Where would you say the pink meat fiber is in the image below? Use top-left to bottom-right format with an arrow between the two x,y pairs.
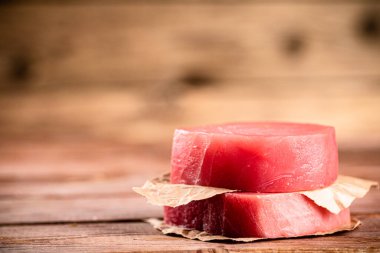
170,122 -> 338,193
164,192 -> 351,238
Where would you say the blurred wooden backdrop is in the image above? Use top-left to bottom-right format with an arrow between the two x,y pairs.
0,0 -> 380,152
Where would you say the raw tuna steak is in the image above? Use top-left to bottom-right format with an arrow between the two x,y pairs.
164,192 -> 351,238
170,122 -> 338,192
164,195 -> 224,233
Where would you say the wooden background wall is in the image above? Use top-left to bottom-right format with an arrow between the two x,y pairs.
0,0 -> 380,153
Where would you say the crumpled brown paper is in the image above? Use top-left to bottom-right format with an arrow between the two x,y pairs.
146,218 -> 361,242
132,173 -> 236,207
133,174 -> 378,214
133,173 -> 377,242
302,175 -> 378,214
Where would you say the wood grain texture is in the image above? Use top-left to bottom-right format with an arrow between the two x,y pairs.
1,215 -> 380,253
0,197 -> 162,225
1,80 -> 380,148
0,2 -> 379,89
0,140 -> 379,251
0,1 -> 379,251
0,140 -> 378,225
0,140 -> 167,224
0,2 -> 379,148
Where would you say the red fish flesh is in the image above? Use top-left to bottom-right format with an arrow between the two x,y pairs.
170,122 -> 338,192
164,192 -> 351,238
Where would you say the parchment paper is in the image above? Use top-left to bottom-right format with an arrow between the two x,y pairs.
133,173 -> 236,207
146,218 -> 361,242
133,173 -> 376,241
302,175 -> 378,214
133,174 -> 378,214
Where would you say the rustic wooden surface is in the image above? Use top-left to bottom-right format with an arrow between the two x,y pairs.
1,0 -> 380,252
1,2 -> 380,87
0,140 -> 379,252
1,80 -> 380,152
1,1 -> 380,148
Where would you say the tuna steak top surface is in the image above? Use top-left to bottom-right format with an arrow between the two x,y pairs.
170,122 -> 338,192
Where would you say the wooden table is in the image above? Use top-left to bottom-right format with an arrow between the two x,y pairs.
0,140 -> 379,252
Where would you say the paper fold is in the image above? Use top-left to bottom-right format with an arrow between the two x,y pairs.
133,173 -> 378,214
302,175 -> 378,214
146,218 -> 361,242
132,173 -> 236,207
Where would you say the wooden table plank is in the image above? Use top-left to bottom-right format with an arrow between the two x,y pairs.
0,141 -> 169,183
1,214 -> 379,253
0,142 -> 167,224
0,196 -> 162,225
2,86 -> 380,148
0,140 -> 379,224
0,141 -> 379,252
0,165 -> 377,193
0,165 -> 378,224
1,2 -> 380,88
0,189 -> 377,225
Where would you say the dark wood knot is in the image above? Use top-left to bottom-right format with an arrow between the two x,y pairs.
180,71 -> 215,88
8,53 -> 33,89
283,33 -> 305,56
357,9 -> 380,41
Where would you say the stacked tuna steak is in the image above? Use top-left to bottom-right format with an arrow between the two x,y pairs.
164,122 -> 351,238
